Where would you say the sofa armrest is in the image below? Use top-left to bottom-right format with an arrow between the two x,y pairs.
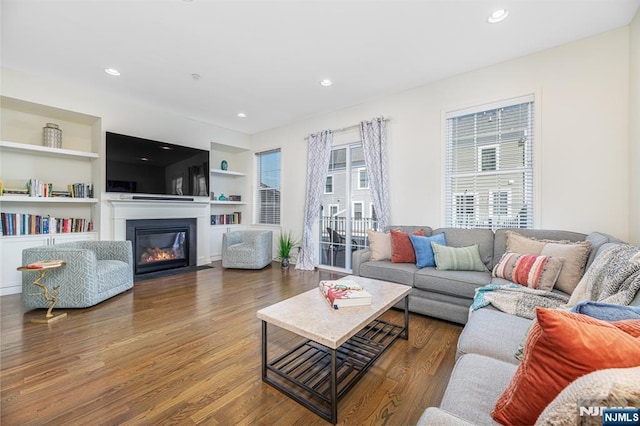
351,249 -> 371,276
417,407 -> 476,426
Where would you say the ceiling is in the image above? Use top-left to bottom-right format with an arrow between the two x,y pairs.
2,0 -> 639,135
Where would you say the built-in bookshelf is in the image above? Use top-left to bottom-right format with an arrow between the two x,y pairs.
209,144 -> 250,260
0,96 -> 101,295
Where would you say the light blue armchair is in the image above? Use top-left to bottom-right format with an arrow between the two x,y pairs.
22,240 -> 133,309
222,230 -> 273,269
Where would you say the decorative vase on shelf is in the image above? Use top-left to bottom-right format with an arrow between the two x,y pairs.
218,194 -> 227,201
221,160 -> 228,171
43,123 -> 62,148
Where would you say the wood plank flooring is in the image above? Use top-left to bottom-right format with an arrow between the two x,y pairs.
1,262 -> 462,425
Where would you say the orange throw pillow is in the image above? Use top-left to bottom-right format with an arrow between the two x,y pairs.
390,228 -> 425,263
492,308 -> 640,426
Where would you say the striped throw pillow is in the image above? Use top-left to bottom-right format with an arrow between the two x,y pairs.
493,252 -> 565,291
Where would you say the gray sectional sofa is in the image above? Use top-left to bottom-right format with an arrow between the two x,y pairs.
352,226 -> 620,324
417,241 -> 640,425
352,226 -> 640,425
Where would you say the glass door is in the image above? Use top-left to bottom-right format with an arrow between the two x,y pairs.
319,144 -> 376,270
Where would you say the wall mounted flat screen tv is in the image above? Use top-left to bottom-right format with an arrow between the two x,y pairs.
106,132 -> 209,197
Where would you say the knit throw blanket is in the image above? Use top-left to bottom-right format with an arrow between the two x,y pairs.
471,244 -> 640,320
471,284 -> 570,319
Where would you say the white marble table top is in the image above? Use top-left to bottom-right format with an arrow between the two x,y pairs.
257,275 -> 411,349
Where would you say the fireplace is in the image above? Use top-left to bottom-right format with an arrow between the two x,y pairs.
126,218 -> 197,276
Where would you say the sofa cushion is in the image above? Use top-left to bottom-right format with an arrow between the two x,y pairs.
492,308 -> 640,426
414,268 -> 491,298
440,354 -> 517,426
359,261 -> 416,286
432,243 -> 489,272
492,252 -> 564,291
493,228 -> 588,268
367,230 -> 392,261
409,232 -> 446,269
433,228 -> 495,268
535,367 -> 640,426
540,241 -> 591,294
390,228 -> 425,263
571,301 -> 640,321
503,231 -> 591,294
456,308 -> 533,364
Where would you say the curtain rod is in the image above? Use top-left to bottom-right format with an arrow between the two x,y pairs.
305,117 -> 390,140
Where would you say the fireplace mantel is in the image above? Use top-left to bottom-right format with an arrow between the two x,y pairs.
108,197 -> 210,266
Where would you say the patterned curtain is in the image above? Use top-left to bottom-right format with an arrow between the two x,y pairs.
296,130 -> 333,270
360,117 -> 390,230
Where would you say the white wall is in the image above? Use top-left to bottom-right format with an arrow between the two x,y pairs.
1,67 -> 251,239
251,27 -> 632,241
630,9 -> 640,246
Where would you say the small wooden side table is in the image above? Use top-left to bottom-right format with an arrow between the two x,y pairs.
17,260 -> 67,324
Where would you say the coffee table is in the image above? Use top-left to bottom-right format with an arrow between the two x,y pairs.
257,275 -> 411,424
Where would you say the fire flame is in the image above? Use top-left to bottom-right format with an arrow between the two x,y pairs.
140,247 -> 179,263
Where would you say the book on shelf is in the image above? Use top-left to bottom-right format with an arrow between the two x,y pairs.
26,179 -> 53,197
0,212 -> 93,236
210,212 -> 242,225
2,188 -> 29,196
67,183 -> 93,198
318,280 -> 372,310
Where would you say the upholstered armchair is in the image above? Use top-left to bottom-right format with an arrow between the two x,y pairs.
22,240 -> 134,309
222,230 -> 273,269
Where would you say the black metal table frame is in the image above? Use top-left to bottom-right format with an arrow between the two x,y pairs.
261,295 -> 409,424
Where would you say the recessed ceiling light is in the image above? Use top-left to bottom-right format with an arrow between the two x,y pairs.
487,9 -> 509,24
237,112 -> 247,118
161,146 -> 172,150
104,68 -> 121,76
320,79 -> 333,87
140,157 -> 149,161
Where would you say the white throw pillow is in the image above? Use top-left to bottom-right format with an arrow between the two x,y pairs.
367,230 -> 392,261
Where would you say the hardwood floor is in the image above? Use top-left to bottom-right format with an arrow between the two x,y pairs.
1,262 -> 462,425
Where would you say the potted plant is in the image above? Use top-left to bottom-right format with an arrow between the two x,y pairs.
277,231 -> 298,270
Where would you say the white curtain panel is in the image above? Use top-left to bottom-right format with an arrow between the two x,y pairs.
360,117 -> 390,231
296,130 -> 333,270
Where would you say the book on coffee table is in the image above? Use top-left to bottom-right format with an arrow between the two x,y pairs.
319,280 -> 372,310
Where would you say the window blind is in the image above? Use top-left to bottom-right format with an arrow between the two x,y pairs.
255,149 -> 281,225
445,96 -> 534,230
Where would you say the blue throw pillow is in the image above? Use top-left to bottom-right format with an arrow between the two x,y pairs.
409,233 -> 446,269
571,301 -> 640,321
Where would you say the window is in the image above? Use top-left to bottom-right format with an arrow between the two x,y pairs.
445,95 -> 534,229
353,202 -> 363,220
357,168 -> 369,189
453,192 -> 478,227
255,149 -> 281,225
489,190 -> 510,216
325,175 -> 334,194
478,145 -> 499,171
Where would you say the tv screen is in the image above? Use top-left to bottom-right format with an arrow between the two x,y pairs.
106,132 -> 209,197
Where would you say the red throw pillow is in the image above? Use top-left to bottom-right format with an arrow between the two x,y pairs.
390,229 -> 425,263
492,308 -> 640,425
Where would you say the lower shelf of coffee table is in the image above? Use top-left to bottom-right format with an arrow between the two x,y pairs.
264,318 -> 405,420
